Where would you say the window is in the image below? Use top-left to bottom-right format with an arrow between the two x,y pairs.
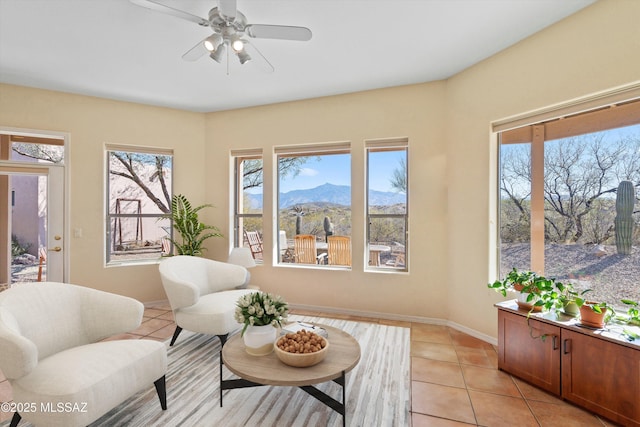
106,146 -> 173,264
498,99 -> 640,307
2,134 -> 65,164
276,144 -> 351,266
366,141 -> 408,270
233,153 -> 263,262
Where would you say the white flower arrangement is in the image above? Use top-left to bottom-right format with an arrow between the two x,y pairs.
235,291 -> 289,336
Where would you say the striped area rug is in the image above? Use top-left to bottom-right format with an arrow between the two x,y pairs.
90,316 -> 410,427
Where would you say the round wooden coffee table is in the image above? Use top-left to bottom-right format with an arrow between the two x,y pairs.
220,324 -> 360,426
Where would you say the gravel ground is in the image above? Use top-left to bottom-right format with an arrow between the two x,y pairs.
501,243 -> 640,304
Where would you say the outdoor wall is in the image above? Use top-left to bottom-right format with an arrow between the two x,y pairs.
204,82 -> 450,321
445,0 -> 640,338
0,85 -> 205,301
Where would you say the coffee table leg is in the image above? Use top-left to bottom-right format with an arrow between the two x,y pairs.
220,361 -> 348,425
339,370 -> 346,427
299,370 -> 347,426
219,350 -> 224,407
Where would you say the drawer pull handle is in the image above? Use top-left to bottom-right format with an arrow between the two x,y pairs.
564,339 -> 571,354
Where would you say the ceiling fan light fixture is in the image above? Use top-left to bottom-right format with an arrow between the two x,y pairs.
131,0 -> 313,73
203,34 -> 222,52
231,38 -> 245,52
210,44 -> 226,63
237,49 -> 251,65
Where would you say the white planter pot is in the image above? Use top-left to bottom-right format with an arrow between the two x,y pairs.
243,324 -> 277,356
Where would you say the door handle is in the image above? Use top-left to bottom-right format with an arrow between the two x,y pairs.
552,335 -> 559,350
563,339 -> 571,354
48,246 -> 62,252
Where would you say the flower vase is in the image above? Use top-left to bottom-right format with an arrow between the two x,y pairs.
243,324 -> 277,356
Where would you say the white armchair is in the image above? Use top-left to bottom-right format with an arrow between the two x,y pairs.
0,282 -> 167,427
158,256 -> 255,346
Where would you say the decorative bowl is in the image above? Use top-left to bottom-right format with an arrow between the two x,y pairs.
274,335 -> 329,368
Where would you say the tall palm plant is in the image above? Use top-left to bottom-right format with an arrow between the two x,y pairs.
166,194 -> 222,256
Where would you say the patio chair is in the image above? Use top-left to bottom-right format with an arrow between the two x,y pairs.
386,243 -> 405,267
327,236 -> 352,266
244,230 -> 264,260
294,234 -> 325,264
37,247 -> 46,282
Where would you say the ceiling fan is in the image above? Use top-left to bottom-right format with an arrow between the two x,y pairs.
130,0 -> 312,73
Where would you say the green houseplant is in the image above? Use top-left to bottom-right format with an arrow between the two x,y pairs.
619,299 -> 640,341
488,268 -> 536,296
621,299 -> 640,326
554,282 -> 593,317
165,194 -> 222,256
575,300 -> 615,328
488,268 -> 548,311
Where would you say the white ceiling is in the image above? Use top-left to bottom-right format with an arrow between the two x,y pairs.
0,0 -> 595,113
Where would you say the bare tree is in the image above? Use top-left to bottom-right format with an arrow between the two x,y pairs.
12,143 -> 63,163
501,133 -> 640,244
390,158 -> 407,193
242,157 -> 314,191
109,152 -> 172,213
543,134 -> 639,242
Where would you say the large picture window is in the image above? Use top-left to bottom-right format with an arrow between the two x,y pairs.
499,100 -> 640,306
366,141 -> 408,270
106,146 -> 173,264
276,144 -> 351,267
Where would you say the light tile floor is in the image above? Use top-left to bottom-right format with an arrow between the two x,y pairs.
0,303 -> 618,426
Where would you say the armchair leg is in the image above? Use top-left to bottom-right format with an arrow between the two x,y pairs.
10,412 -> 21,427
169,326 -> 183,346
217,333 -> 229,347
154,375 -> 167,410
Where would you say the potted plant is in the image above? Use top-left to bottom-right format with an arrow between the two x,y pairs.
555,283 -> 592,317
621,299 -> 640,326
165,194 -> 222,256
488,268 -> 544,312
234,291 -> 289,355
576,300 -> 614,328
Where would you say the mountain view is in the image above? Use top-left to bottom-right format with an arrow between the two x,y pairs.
247,183 -> 405,209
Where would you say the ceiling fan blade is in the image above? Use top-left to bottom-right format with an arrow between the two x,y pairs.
130,0 -> 209,26
218,0 -> 237,21
182,38 -> 209,61
246,24 -> 312,41
241,40 -> 274,73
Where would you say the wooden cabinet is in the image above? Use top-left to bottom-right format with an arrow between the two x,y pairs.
498,310 -> 561,395
561,329 -> 640,426
496,302 -> 640,427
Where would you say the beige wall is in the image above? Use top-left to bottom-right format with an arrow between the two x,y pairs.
445,0 -> 640,337
1,0 -> 638,339
0,85 -> 205,301
204,82 -> 449,321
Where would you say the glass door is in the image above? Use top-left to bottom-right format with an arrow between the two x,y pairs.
0,165 -> 65,285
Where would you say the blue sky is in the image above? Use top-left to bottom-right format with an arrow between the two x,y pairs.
278,151 -> 406,193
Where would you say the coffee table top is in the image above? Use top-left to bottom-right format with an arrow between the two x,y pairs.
222,324 -> 361,387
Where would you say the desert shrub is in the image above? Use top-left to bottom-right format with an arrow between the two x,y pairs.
11,235 -> 31,258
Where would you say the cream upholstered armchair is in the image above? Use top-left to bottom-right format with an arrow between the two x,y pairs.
0,282 -> 167,427
158,256 -> 255,346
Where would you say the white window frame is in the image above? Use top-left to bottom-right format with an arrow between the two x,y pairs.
366,139 -> 409,272
275,142 -> 352,268
105,144 -> 173,266
232,150 -> 264,263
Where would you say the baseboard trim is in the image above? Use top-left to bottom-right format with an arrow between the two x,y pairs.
290,303 -> 498,346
